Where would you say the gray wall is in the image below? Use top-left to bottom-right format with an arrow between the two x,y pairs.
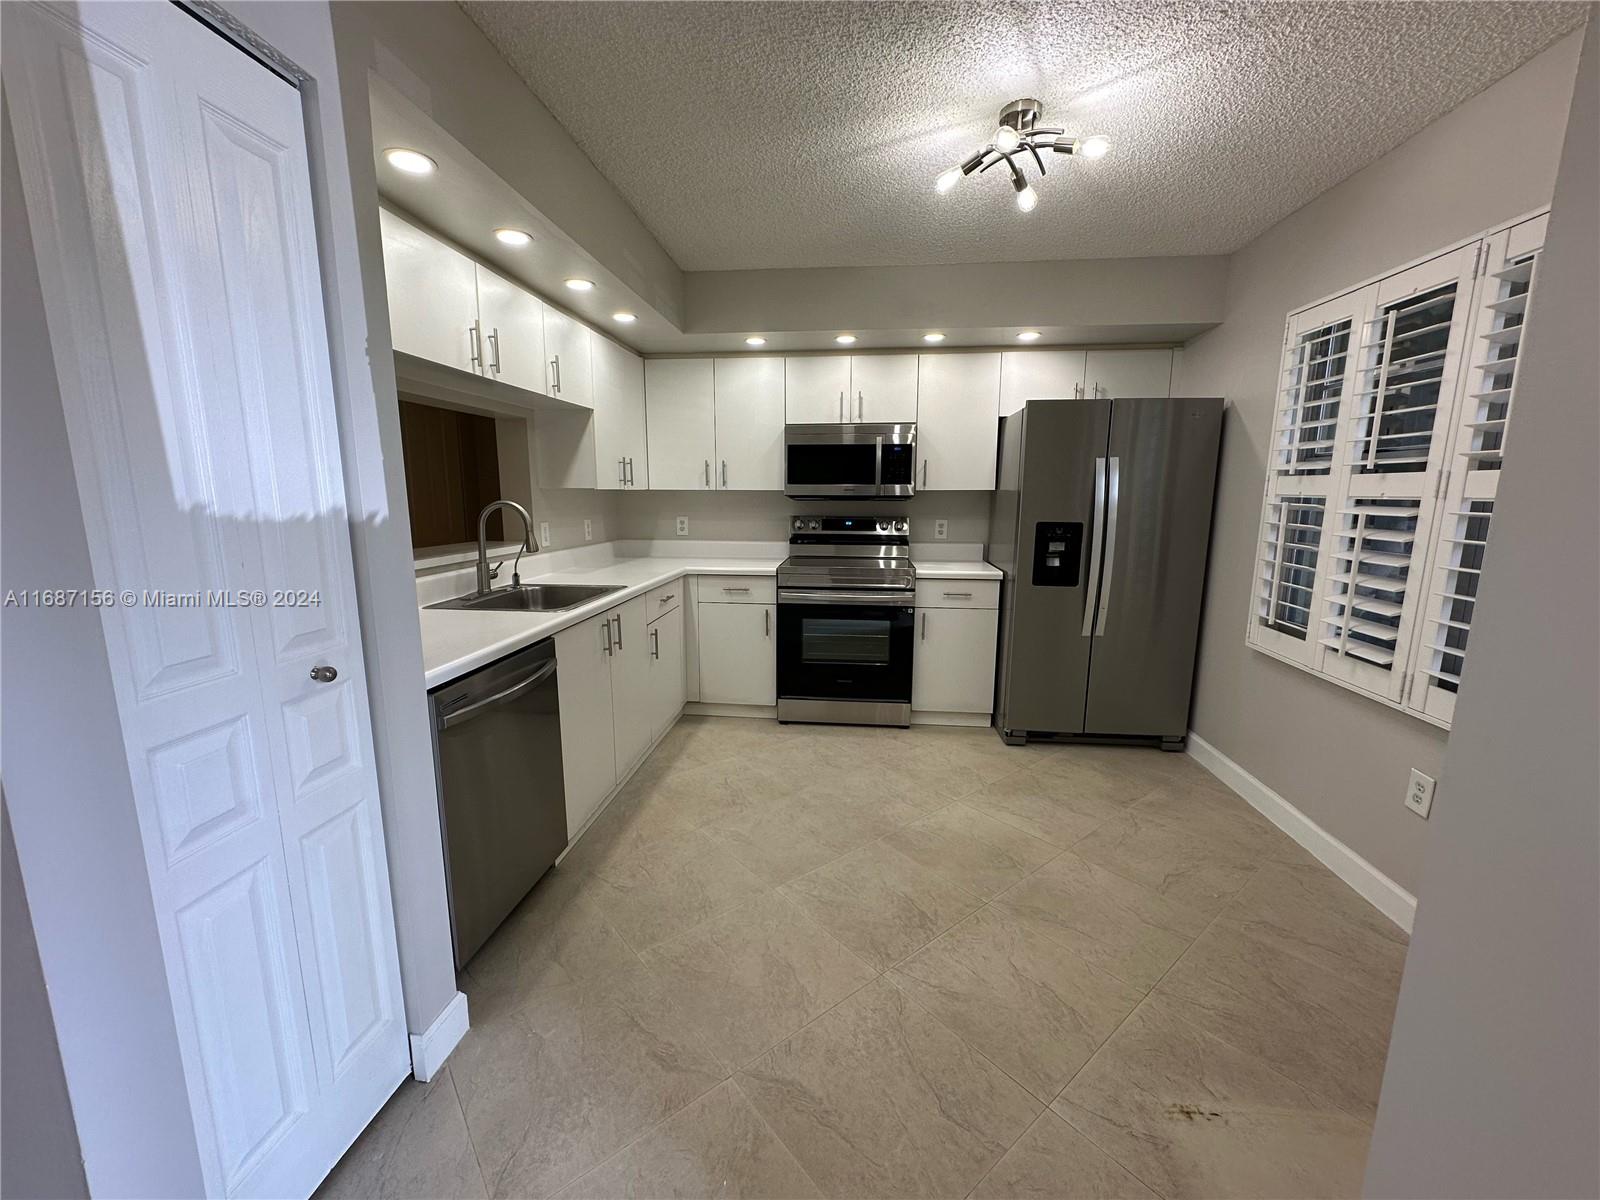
1173,30 -> 1584,892
1364,12 -> 1599,1196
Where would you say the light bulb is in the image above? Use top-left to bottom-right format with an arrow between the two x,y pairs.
384,148 -> 436,176
564,278 -> 594,292
494,228 -> 532,246
745,336 -> 767,346
994,125 -> 1021,152
1016,330 -> 1042,342
1079,135 -> 1112,160
612,311 -> 636,323
1016,184 -> 1038,213
834,334 -> 857,345
935,167 -> 963,194
922,332 -> 946,343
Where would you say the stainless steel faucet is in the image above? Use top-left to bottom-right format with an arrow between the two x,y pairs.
476,500 -> 537,594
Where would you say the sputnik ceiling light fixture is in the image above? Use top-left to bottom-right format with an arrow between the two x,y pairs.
935,99 -> 1110,212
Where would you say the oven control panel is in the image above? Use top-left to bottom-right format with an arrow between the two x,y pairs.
790,515 -> 910,537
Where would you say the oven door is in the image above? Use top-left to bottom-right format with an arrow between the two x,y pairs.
777,589 -> 915,703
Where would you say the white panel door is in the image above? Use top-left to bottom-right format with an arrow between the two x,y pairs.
648,608 -> 687,737
714,357 -> 785,489
912,608 -> 1000,713
1084,349 -> 1173,398
916,353 -> 1001,490
475,267 -> 546,394
555,614 -> 618,834
697,603 -> 777,705
592,337 -> 647,489
850,355 -> 919,423
645,358 -> 717,489
543,306 -> 595,408
999,350 -> 1087,415
5,5 -> 409,1197
608,599 -> 653,775
784,355 -> 851,423
378,209 -> 479,374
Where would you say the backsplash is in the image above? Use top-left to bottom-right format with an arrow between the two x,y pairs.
613,489 -> 993,544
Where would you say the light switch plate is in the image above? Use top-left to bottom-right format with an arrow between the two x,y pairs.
933,519 -> 949,540
675,516 -> 689,536
1405,768 -> 1435,819
539,521 -> 551,547
583,519 -> 592,542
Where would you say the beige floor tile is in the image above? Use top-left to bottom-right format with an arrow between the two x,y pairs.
450,964 -> 727,1198
1131,782 -> 1290,859
640,892 -> 877,1072
554,1081 -> 820,1199
882,801 -> 1060,899
738,978 -> 1042,1199
316,1070 -> 486,1200
964,772 -> 1124,848
1055,998 -> 1372,1200
703,782 -> 922,886
464,884 -> 640,1011
888,905 -> 1144,1102
1072,809 -> 1261,917
995,851 -> 1209,991
586,838 -> 770,952
1153,923 -> 1397,1118
780,841 -> 982,971
969,1110 -> 1156,1200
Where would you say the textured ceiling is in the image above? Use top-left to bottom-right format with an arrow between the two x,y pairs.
459,2 -> 1585,271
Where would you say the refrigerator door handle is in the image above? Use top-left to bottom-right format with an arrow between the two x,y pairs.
1095,456 -> 1121,637
1082,456 -> 1107,636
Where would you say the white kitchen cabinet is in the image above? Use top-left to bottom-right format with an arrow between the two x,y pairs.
850,354 -> 919,423
647,605 -> 686,738
912,607 -> 999,714
645,358 -> 717,489
380,208 -> 479,373
697,601 -> 777,706
714,357 -> 785,489
543,306 -> 595,408
555,613 -> 618,835
609,598 -> 653,775
999,350 -> 1087,415
1083,348 -> 1173,399
916,352 -> 1001,491
784,355 -> 852,423
593,336 -> 647,489
475,267 -> 547,394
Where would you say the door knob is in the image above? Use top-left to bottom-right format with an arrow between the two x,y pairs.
309,665 -> 338,683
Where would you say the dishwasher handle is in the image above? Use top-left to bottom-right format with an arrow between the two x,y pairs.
440,659 -> 557,730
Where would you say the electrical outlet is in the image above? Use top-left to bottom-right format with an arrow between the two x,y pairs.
933,519 -> 949,541
675,516 -> 689,536
1405,768 -> 1435,819
583,519 -> 592,542
539,521 -> 551,547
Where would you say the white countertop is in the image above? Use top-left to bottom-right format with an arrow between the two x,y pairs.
419,552 -> 1000,688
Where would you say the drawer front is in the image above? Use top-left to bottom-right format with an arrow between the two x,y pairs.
695,574 -> 777,605
645,580 -> 684,621
914,578 -> 999,610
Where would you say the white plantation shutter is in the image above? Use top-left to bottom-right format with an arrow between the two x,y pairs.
1254,496 -> 1326,648
1318,498 -> 1428,699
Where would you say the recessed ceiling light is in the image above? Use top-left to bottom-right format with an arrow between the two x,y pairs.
922,332 -> 946,343
384,147 -> 437,176
834,334 -> 857,345
494,228 -> 532,247
612,311 -> 636,323
745,336 -> 768,346
1016,330 -> 1042,342
564,278 -> 594,292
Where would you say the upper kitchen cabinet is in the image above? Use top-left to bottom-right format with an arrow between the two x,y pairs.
645,358 -> 717,489
474,267 -> 546,394
714,357 -> 785,489
850,355 -> 919,423
592,336 -> 647,489
1083,348 -> 1173,399
784,355 -> 852,423
999,350 -> 1087,415
543,307 -> 595,408
916,353 -> 1001,490
380,208 -> 479,373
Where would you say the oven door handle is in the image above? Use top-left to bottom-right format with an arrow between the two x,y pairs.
778,588 -> 913,608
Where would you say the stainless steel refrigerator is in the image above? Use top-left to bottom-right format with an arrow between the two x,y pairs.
988,396 -> 1224,748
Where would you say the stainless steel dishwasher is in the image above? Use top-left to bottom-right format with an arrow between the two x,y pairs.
429,639 -> 566,969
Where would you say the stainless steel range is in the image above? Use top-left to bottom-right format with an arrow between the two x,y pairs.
776,515 -> 915,727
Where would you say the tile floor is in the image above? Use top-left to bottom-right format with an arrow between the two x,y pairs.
319,717 -> 1407,1200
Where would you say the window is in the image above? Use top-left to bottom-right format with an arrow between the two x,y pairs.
1246,212 -> 1548,729
398,397 -> 509,550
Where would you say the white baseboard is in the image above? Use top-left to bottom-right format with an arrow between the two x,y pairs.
1187,731 -> 1416,933
409,990 -> 469,1082
683,702 -> 778,719
911,710 -> 991,727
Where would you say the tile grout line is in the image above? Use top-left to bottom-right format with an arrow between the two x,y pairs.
444,1066 -> 493,1200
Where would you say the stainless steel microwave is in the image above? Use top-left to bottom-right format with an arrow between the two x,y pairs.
783,423 -> 916,500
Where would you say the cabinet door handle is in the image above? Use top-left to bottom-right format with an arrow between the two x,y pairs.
704,459 -> 711,488
942,591 -> 972,599
626,458 -> 635,487
488,327 -> 502,375
921,460 -> 928,488
602,616 -> 613,656
619,458 -> 627,486
660,593 -> 675,603
650,627 -> 660,660
722,586 -> 750,593
721,460 -> 728,488
920,612 -> 927,641
469,320 -> 483,371
550,354 -> 562,393
838,390 -> 845,422
764,608 -> 771,637
857,390 -> 864,421
613,612 -> 623,649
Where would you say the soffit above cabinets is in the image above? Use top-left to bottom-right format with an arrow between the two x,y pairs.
459,1 -> 1585,270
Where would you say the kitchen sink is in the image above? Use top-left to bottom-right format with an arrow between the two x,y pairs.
428,583 -> 625,613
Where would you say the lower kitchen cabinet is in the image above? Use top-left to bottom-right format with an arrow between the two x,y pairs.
697,600 -> 776,706
912,606 -> 999,714
609,597 -> 653,775
555,612 -> 618,834
648,605 -> 685,735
